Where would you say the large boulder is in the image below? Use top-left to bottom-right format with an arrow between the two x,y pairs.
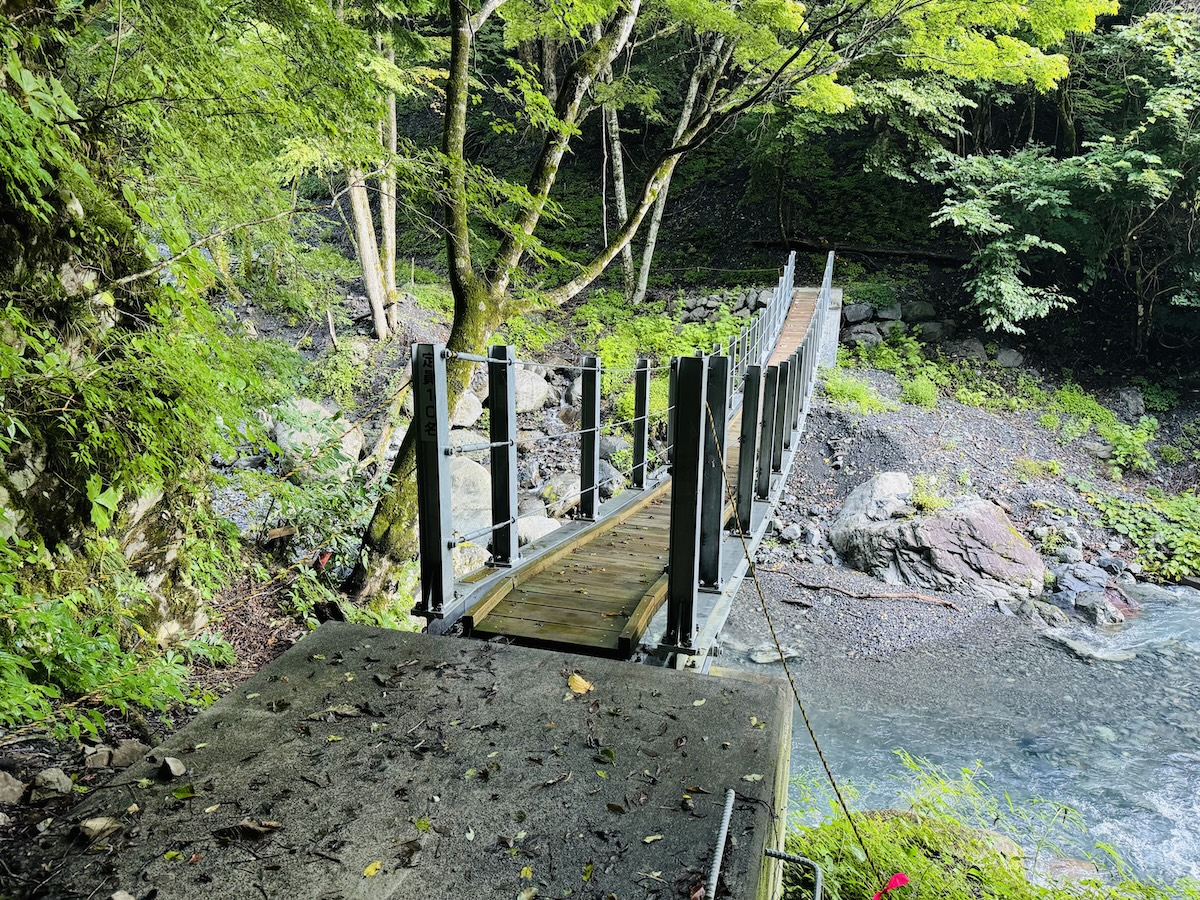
452,391 -> 484,428
449,457 -> 492,540
516,366 -> 556,412
830,472 -> 1045,604
540,473 -> 582,518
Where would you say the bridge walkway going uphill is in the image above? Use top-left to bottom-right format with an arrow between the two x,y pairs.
411,252 -> 840,664
464,289 -> 821,656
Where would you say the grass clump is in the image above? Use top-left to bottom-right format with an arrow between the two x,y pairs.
1014,457 -> 1063,482
1039,413 -> 1062,432
911,474 -> 951,512
786,755 -> 1200,900
900,374 -> 939,408
823,369 -> 897,415
1159,445 -> 1185,465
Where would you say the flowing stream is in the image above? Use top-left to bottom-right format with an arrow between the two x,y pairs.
734,586 -> 1200,879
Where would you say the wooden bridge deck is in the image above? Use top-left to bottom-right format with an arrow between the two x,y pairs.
464,289 -> 820,657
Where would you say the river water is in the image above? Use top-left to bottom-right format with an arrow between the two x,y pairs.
744,586 -> 1200,879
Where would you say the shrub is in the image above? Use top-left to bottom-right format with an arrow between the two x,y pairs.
1014,457 -> 1063,482
1159,444 -> 1185,465
900,374 -> 938,408
911,474 -> 951,512
1097,417 -> 1158,478
1039,413 -> 1062,432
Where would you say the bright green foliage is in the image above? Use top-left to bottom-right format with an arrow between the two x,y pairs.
787,755 -> 1200,900
0,535 -> 187,737
1081,484 -> 1200,580
1159,445 -> 1185,466
1131,377 -> 1179,413
495,314 -> 565,355
934,11 -> 1200,348
1040,413 -> 1063,432
1098,417 -> 1159,478
900,374 -> 938,408
822,370 -> 897,415
1014,457 -> 1063,482
910,474 -> 951,512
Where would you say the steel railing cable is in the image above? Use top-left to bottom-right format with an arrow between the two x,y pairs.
699,334 -> 885,893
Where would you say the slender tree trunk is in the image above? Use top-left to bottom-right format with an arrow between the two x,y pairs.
541,37 -> 559,108
347,167 -> 390,341
382,41 -> 399,332
631,35 -> 723,305
596,32 -> 635,300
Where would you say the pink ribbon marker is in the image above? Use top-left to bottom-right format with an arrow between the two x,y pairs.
872,872 -> 910,900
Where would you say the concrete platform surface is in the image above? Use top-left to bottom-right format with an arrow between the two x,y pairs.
35,625 -> 792,899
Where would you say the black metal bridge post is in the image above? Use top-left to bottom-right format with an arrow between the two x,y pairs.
772,358 -> 790,472
736,364 -> 762,532
796,334 -> 811,426
699,354 -> 728,587
782,350 -> 798,450
666,358 -> 678,467
413,343 -> 454,616
488,345 -> 518,567
580,354 -> 601,520
632,357 -> 650,489
756,365 -> 778,500
666,355 -> 706,650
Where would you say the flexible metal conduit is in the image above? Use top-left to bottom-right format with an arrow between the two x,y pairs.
706,789 -> 737,898
765,848 -> 824,900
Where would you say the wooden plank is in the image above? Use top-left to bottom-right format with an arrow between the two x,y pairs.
618,572 -> 670,657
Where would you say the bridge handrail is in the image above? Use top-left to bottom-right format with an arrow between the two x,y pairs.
411,250 -> 835,640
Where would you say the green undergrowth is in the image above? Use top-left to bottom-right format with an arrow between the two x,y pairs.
1075,481 -> 1200,580
561,289 -> 748,424
822,368 -> 897,414
786,755 -> 1200,900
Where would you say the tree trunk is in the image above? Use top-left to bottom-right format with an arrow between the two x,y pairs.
598,37 -> 635,300
347,167 -> 390,341
381,40 -> 399,332
631,35 -> 723,305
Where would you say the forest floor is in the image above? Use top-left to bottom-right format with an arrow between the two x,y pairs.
4,289 -> 1200,894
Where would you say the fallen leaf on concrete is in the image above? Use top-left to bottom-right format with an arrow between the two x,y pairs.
171,785 -> 197,800
567,673 -> 593,695
692,699 -> 706,707
643,834 -> 663,844
77,817 -> 122,842
516,888 -> 537,900
606,803 -> 626,814
214,818 -> 282,842
742,773 -> 763,783
363,860 -> 382,877
543,772 -> 572,788
307,704 -> 363,721
397,838 -> 423,868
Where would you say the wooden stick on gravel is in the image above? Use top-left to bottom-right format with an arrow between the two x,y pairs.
759,567 -> 961,611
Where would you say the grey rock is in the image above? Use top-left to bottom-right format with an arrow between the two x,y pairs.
996,600 -> 1016,617
1119,580 -> 1178,606
448,429 -> 490,463
994,348 -> 1024,368
160,757 -> 187,779
599,434 -> 630,461
1080,438 -> 1115,461
842,303 -> 873,324
515,367 -> 555,413
844,324 -> 883,348
875,303 -> 903,321
518,515 -> 562,545
597,459 -> 626,499
541,473 -> 582,518
940,338 -> 987,363
109,739 -> 150,768
518,495 -> 547,517
32,767 -> 73,801
565,376 -> 584,406
1034,601 -> 1070,628
879,321 -> 908,337
915,321 -> 948,342
450,456 -> 493,539
451,391 -> 484,429
902,301 -> 937,322
1061,527 -> 1084,549
1075,591 -> 1125,625
779,524 -> 804,543
0,812 -> 10,827
1056,546 -> 1084,564
830,472 -> 1044,604
1096,556 -> 1125,575
85,748 -> 113,769
0,771 -> 26,803
452,543 -> 490,577
1118,387 -> 1145,418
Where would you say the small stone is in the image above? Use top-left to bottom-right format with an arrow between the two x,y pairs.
1095,556 -> 1125,575
875,303 -> 903,321
996,600 -> 1016,617
159,757 -> 187,779
31,767 -> 72,801
111,892 -> 137,900
1056,546 -> 1084,564
0,771 -> 26,804
0,812 -> 11,827
994,348 -> 1024,368
842,303 -> 873,324
1107,540 -> 1123,552
109,739 -> 150,768
808,506 -> 823,518
85,748 -> 113,769
779,524 -> 803,543
902,300 -> 937,322
1126,561 -> 1142,575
